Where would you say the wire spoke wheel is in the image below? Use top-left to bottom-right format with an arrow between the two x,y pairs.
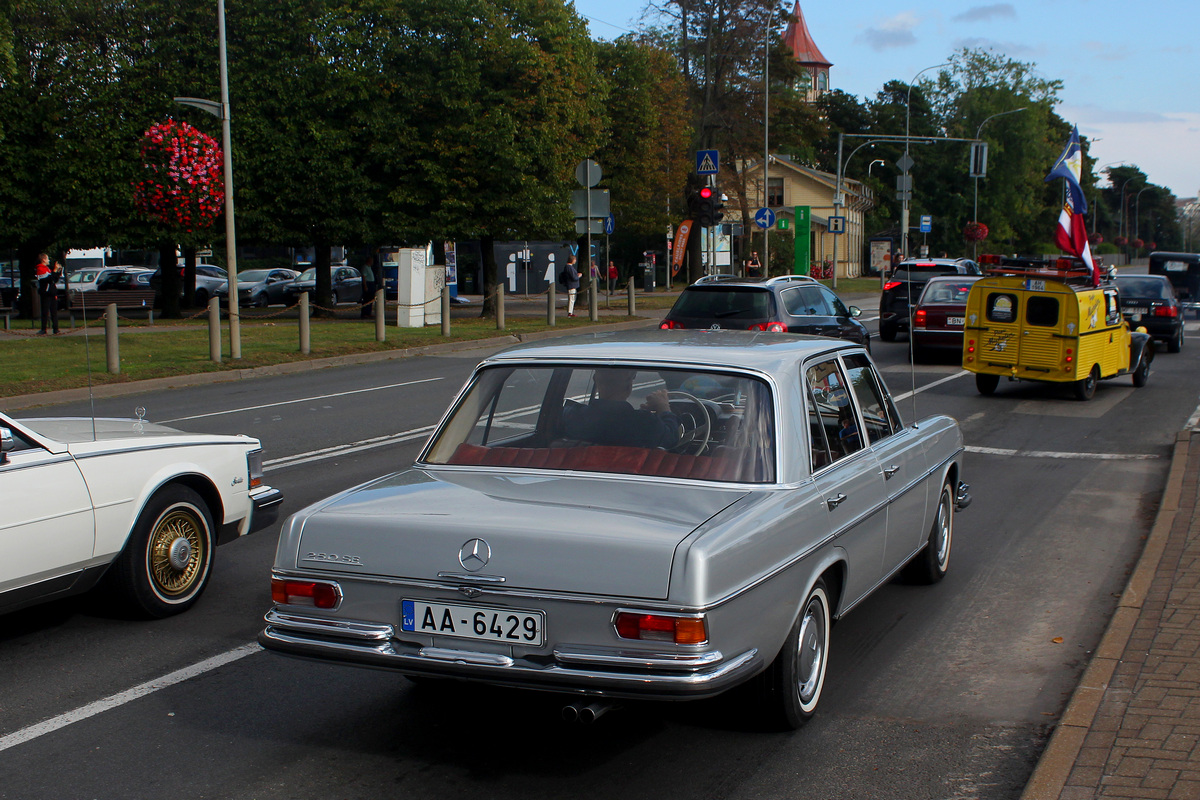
148,507 -> 207,597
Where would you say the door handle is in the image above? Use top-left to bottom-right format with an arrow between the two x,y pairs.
883,465 -> 900,479
826,493 -> 847,510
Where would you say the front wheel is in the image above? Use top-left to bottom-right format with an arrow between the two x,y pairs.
904,481 -> 954,583
104,485 -> 215,618
330,290 -> 339,306
194,288 -> 209,306
1074,365 -> 1099,400
760,579 -> 832,730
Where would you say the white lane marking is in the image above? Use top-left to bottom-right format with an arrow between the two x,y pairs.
965,445 -> 1159,461
891,369 -> 969,401
161,377 -> 444,423
0,644 -> 259,753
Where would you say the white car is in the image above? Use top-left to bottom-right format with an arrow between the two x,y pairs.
0,411 -> 282,618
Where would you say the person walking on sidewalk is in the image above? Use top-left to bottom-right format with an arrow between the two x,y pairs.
35,253 -> 62,335
562,255 -> 580,317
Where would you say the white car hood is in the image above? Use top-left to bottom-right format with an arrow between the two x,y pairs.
282,468 -> 750,600
18,417 -> 185,443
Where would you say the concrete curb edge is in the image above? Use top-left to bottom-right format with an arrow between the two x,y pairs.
1019,430 -> 1192,799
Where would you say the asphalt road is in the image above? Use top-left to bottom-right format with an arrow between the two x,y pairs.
1,314 -> 1196,799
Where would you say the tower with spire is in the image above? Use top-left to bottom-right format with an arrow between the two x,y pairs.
781,1 -> 832,102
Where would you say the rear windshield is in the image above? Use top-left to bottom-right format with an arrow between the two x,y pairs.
671,287 -> 775,321
920,280 -> 975,304
895,265 -> 958,281
1117,278 -> 1171,299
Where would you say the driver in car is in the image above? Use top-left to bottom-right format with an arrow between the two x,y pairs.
563,369 -> 682,449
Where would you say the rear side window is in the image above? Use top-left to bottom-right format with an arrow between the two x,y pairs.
782,286 -> 833,316
1026,296 -> 1059,327
985,292 -> 1018,323
672,287 -> 774,321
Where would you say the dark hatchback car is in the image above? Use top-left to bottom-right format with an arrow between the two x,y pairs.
660,275 -> 870,349
879,258 -> 981,342
1114,274 -> 1184,353
284,265 -> 364,306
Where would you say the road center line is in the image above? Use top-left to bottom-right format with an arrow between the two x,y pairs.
891,369 -> 969,401
0,644 -> 259,754
965,445 -> 1160,461
161,377 -> 444,423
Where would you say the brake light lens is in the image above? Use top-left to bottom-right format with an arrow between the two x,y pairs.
748,321 -> 787,332
660,319 -> 683,329
271,577 -> 341,609
247,448 -> 264,489
615,612 -> 707,644
914,309 -> 927,328
883,281 -> 901,291
1065,347 -> 1074,364
1154,306 -> 1179,318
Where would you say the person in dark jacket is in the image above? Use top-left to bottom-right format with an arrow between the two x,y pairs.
35,253 -> 62,335
563,368 -> 681,449
562,255 -> 581,317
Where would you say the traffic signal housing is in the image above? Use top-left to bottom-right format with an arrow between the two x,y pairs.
697,186 -> 716,227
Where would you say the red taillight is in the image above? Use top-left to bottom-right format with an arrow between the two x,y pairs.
1064,347 -> 1074,364
914,309 -> 927,328
614,612 -> 707,644
966,339 -> 976,353
748,321 -> 787,332
271,577 -> 341,609
660,319 -> 683,329
1154,306 -> 1179,318
883,281 -> 902,291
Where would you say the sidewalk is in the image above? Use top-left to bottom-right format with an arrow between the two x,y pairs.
1023,430 -> 1200,799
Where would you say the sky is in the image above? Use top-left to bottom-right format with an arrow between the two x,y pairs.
570,0 -> 1200,200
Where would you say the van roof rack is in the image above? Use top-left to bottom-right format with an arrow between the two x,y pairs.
977,254 -> 1097,286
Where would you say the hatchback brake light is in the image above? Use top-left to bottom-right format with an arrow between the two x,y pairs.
748,322 -> 787,332
659,319 -> 684,329
614,611 -> 707,645
271,577 -> 341,609
883,281 -> 902,291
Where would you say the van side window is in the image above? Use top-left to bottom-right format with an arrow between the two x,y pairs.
1104,290 -> 1121,325
985,292 -> 1018,323
1026,296 -> 1059,327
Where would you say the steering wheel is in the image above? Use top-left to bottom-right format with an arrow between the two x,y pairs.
666,391 -> 712,455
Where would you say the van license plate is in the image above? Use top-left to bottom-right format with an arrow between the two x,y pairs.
402,600 -> 544,646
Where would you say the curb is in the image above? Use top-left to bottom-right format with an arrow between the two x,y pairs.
1019,429 -> 1192,799
0,316 -> 660,412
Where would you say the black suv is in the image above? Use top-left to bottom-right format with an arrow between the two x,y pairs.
1114,274 -> 1184,353
660,275 -> 870,349
879,257 -> 980,342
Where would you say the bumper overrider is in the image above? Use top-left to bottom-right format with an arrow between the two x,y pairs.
258,608 -> 760,700
249,484 -> 284,532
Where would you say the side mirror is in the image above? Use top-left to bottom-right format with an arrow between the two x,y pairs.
1,427 -> 12,465
848,306 -> 862,318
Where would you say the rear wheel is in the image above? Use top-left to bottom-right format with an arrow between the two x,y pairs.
1074,365 -> 1099,401
879,322 -> 898,343
195,288 -> 209,306
1132,346 -> 1152,387
975,373 -> 999,396
760,578 -> 831,730
1168,326 -> 1183,353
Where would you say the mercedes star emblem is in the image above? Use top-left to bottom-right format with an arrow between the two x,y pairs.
458,538 -> 491,571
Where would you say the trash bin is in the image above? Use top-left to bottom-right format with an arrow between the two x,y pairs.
641,264 -> 656,291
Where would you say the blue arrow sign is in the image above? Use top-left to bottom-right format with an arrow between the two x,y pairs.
754,207 -> 776,229
696,150 -> 719,175
605,213 -> 615,235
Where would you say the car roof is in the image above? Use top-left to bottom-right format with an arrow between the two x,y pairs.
1114,273 -> 1168,282
684,275 -> 823,290
483,330 -> 857,374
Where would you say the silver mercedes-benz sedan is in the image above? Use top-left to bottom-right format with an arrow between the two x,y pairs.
260,331 -> 969,729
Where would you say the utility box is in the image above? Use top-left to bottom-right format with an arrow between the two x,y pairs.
394,246 -> 434,327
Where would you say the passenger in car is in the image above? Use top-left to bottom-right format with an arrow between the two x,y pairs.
562,369 -> 682,449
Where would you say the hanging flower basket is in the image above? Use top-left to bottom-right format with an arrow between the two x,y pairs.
1090,233 -> 1104,245
1148,241 -> 1157,250
963,221 -> 989,242
133,119 -> 224,233
1133,238 -> 1144,249
1115,236 -> 1128,247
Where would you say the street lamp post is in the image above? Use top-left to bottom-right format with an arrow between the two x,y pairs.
1092,162 -> 1124,236
175,0 -> 240,359
868,159 -> 885,175
762,13 -> 770,274
1118,177 -> 1135,241
901,62 -> 950,260
971,107 -> 1027,257
1135,186 -> 1153,248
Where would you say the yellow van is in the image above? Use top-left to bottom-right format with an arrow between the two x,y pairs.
962,255 -> 1154,400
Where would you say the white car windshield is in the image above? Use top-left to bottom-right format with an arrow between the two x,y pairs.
424,365 -> 776,482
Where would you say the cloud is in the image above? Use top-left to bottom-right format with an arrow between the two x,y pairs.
951,4 -> 1016,23
953,37 -> 1042,59
856,12 -> 920,52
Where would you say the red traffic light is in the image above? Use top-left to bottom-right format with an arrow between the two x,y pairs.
699,187 -> 713,199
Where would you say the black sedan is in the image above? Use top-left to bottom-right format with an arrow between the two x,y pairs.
659,275 -> 870,349
1114,274 -> 1184,353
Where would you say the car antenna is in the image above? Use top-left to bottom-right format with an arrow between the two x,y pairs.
78,290 -> 99,441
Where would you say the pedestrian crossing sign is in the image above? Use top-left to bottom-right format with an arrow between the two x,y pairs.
696,150 -> 719,175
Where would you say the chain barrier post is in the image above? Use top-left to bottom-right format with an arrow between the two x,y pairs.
374,289 -> 385,342
496,284 -> 505,330
589,281 -> 598,321
547,281 -> 556,326
105,304 -> 119,374
627,281 -> 636,316
208,296 -> 222,362
299,292 -> 311,354
441,285 -> 451,337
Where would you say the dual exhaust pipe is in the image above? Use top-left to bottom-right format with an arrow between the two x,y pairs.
561,700 -> 615,724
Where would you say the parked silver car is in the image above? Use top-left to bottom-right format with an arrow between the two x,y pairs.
260,331 -> 970,728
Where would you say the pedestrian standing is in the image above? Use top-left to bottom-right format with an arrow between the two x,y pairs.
608,260 -> 618,294
747,251 -> 762,278
35,253 -> 62,335
360,254 -> 377,318
562,255 -> 580,317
